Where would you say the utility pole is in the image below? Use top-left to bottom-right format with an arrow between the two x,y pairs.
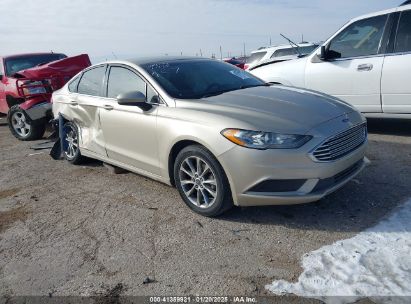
270,36 -> 272,46
200,49 -> 203,57
219,46 -> 222,60
243,43 -> 246,58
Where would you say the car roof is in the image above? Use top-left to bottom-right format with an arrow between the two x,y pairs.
350,4 -> 410,23
125,56 -> 210,66
1,52 -> 66,59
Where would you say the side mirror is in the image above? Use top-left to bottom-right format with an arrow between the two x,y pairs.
117,91 -> 152,111
320,46 -> 327,61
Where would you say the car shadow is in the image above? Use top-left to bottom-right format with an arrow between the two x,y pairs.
367,118 -> 411,136
219,121 -> 411,233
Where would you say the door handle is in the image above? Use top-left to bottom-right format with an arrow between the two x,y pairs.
357,64 -> 373,72
103,105 -> 114,111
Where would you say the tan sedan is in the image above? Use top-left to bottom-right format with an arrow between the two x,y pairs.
52,57 -> 368,216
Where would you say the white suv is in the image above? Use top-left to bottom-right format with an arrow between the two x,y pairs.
251,2 -> 411,117
245,43 -> 318,70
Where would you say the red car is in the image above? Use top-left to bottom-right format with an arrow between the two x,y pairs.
0,53 -> 91,140
223,57 -> 246,70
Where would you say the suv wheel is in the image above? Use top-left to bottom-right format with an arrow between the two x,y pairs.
174,145 -> 233,217
8,105 -> 45,141
63,121 -> 83,165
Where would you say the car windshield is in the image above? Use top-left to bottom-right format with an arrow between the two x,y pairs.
141,59 -> 265,99
5,53 -> 67,76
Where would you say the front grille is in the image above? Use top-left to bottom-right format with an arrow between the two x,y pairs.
312,123 -> 367,162
311,160 -> 364,193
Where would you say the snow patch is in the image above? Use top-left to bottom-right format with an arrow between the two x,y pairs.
267,199 -> 411,304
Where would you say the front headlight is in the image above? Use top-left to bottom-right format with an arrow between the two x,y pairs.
221,129 -> 312,149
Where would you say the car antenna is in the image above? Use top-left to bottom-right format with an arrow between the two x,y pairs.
280,33 -> 302,57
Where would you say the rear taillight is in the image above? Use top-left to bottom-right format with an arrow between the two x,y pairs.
244,64 -> 249,70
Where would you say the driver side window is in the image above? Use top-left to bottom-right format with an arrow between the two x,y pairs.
107,66 -> 146,99
328,15 -> 388,59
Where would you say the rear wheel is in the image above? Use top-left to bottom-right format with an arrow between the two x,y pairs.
174,145 -> 233,217
8,105 -> 45,141
63,121 -> 83,165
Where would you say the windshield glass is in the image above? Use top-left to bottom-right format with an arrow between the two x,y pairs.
141,60 -> 265,99
5,53 -> 67,76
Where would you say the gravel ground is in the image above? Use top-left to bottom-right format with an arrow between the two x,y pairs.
0,115 -> 410,299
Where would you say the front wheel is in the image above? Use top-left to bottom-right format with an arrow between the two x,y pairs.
174,145 -> 233,217
8,105 -> 46,141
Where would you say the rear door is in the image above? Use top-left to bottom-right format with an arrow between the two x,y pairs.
99,65 -> 160,175
305,14 -> 389,113
381,10 -> 411,113
72,65 -> 107,156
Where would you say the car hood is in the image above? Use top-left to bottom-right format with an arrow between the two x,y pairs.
13,54 -> 91,80
176,86 -> 357,134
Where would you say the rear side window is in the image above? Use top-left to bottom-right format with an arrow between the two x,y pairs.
328,15 -> 388,58
107,66 -> 146,99
0,60 -> 4,76
77,66 -> 106,96
246,52 -> 267,64
68,76 -> 80,93
395,10 -> 411,53
271,48 -> 297,58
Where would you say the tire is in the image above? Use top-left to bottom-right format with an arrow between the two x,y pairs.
7,105 -> 46,141
63,121 -> 83,165
174,145 -> 233,217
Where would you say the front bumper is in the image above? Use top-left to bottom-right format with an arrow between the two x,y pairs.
217,112 -> 368,207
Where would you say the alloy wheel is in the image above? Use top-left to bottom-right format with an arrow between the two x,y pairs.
11,112 -> 31,138
179,156 -> 218,209
65,126 -> 78,160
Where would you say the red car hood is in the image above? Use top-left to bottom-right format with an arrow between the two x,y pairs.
14,54 -> 91,80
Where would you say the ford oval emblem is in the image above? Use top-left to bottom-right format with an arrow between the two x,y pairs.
342,114 -> 350,123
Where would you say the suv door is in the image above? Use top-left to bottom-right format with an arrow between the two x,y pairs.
381,10 -> 411,113
99,65 -> 160,175
72,65 -> 107,156
305,14 -> 389,113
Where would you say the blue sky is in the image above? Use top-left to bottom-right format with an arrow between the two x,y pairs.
0,0 -> 403,62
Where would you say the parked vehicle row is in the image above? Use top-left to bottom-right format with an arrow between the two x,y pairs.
52,57 -> 368,216
9,3 -> 411,216
0,53 -> 91,140
251,2 -> 411,118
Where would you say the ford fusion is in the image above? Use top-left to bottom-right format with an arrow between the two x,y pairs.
52,57 -> 368,216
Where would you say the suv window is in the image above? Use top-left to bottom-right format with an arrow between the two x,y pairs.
395,10 -> 411,53
246,52 -> 266,64
107,66 -> 146,99
0,60 -> 4,77
328,15 -> 388,58
78,66 -> 106,96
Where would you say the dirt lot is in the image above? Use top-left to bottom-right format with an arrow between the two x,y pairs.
0,115 -> 410,298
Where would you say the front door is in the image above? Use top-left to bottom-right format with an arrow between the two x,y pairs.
381,9 -> 411,114
306,14 -> 389,113
99,65 -> 160,176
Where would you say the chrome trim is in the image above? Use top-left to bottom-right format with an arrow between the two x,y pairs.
310,123 -> 367,162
